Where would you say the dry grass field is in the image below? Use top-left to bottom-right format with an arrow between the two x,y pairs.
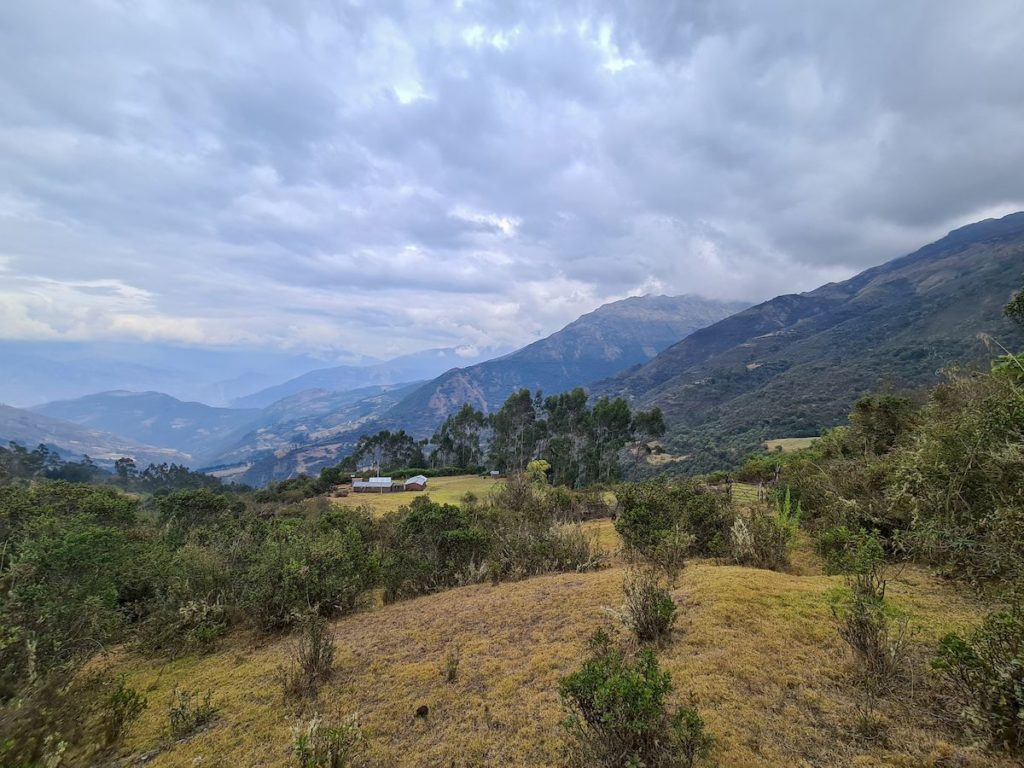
331,474 -> 502,515
104,527 -> 1010,768
765,437 -> 818,453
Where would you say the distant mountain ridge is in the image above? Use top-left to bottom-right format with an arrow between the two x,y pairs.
378,294 -> 748,435
33,391 -> 261,465
0,404 -> 188,466
231,346 -> 507,409
600,211 -> 1024,471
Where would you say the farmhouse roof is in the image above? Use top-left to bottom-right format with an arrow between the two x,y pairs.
405,475 -> 428,485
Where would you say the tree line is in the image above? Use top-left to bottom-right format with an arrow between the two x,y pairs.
337,389 -> 665,488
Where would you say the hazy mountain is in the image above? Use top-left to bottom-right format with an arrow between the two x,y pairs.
231,346 -> 507,409
600,212 -> 1024,471
380,294 -> 748,434
0,404 -> 188,466
204,382 -> 423,483
34,391 -> 261,464
0,341 -> 336,408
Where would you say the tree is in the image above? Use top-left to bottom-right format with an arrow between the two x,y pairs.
430,404 -> 487,468
632,408 -> 667,463
114,457 -> 137,481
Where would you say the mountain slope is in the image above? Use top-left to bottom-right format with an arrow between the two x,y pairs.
231,347 -> 505,409
0,404 -> 188,466
381,295 -> 747,434
204,382 -> 423,481
33,391 -> 261,464
603,212 -> 1024,470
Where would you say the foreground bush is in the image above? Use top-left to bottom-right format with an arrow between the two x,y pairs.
934,607 -> 1024,755
728,492 -> 798,571
280,613 -> 336,701
560,630 -> 711,767
616,480 -> 732,559
293,713 -> 362,768
168,687 -> 218,739
621,569 -> 678,645
830,533 -> 910,708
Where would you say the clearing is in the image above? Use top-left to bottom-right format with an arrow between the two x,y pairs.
331,474 -> 502,514
765,436 -> 818,452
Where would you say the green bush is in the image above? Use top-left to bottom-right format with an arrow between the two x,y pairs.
279,613 -> 336,701
243,511 -> 378,629
728,497 -> 797,571
615,481 -> 732,559
830,534 -> 910,696
933,608 -> 1023,754
621,570 -> 677,645
380,497 -> 488,601
168,686 -> 218,739
293,713 -> 362,768
560,630 -> 711,767
100,675 -> 147,747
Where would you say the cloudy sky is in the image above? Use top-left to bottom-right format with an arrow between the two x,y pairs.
2,0 -> 1023,359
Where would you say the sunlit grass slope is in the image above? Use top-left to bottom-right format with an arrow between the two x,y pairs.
108,531 -> 1009,768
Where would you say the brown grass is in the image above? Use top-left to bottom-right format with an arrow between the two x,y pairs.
105,527 -> 1011,768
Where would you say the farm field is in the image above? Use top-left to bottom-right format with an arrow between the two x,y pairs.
331,474 -> 503,514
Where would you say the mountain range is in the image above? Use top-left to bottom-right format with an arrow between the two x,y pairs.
7,213 -> 1023,484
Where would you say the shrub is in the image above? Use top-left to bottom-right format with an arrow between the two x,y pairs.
440,644 -> 461,684
933,607 -> 1023,754
100,675 -> 147,747
243,511 -> 378,629
168,687 -> 218,739
621,569 -> 677,645
831,535 -> 910,697
616,480 -> 731,559
293,714 -> 362,768
280,613 -> 336,701
728,506 -> 795,571
380,497 -> 489,601
560,630 -> 711,768
647,527 -> 692,587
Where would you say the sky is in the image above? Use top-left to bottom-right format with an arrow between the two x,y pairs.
2,0 -> 1024,360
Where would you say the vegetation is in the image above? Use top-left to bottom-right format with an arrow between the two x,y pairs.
934,607 -> 1023,754
293,714 -> 363,768
559,629 -> 710,767
620,569 -> 678,645
279,613 -> 337,701
167,687 -> 218,739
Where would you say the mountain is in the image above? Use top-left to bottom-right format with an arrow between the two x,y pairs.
0,341 -> 334,408
600,212 -> 1024,471
33,391 -> 261,465
225,294 -> 746,485
0,404 -> 188,466
204,382 -> 423,481
230,347 -> 507,409
379,294 -> 748,435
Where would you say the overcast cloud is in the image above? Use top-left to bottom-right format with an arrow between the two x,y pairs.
2,0 -> 1023,358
